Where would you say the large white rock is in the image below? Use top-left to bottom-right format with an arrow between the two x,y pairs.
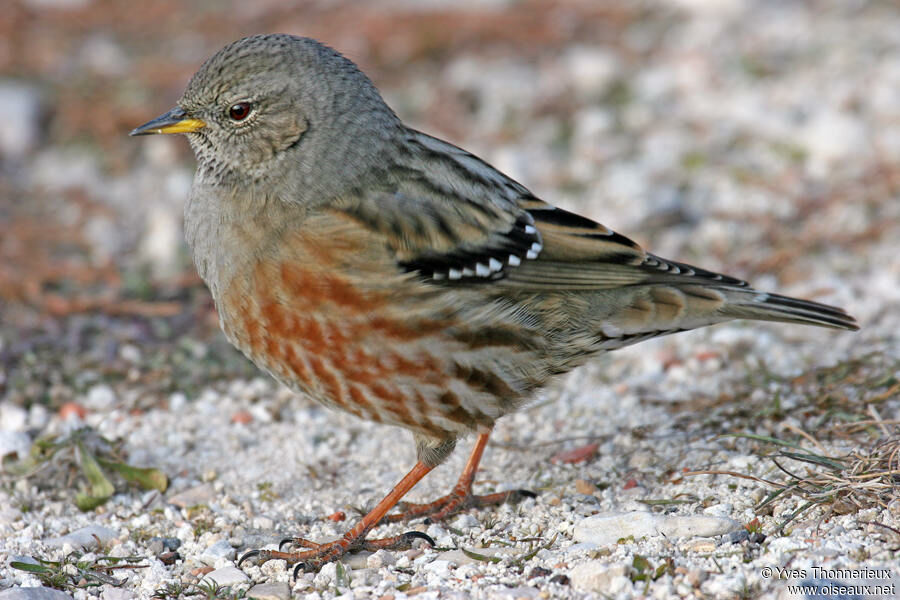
573,511 -> 740,546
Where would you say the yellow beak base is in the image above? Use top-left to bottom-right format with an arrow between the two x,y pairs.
130,108 -> 205,136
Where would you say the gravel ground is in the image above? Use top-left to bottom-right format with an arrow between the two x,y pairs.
1,1 -> 898,599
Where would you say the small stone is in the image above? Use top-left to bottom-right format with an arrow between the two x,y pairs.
0,81 -> 42,160
425,523 -> 453,547
202,566 -> 249,586
85,384 -> 116,410
367,549 -> 396,569
528,566 -> 553,579
702,503 -> 733,518
574,479 -> 595,495
627,451 -> 655,469
748,532 -> 766,544
0,430 -> 32,461
0,587 -> 75,600
28,404 -> 50,430
46,525 -> 117,549
564,46 -> 620,97
423,559 -> 453,578
168,484 -> 216,508
168,393 -> 188,412
99,585 -> 131,600
549,574 -> 571,586
0,403 -> 28,431
247,582 -> 291,600
726,529 -> 749,544
58,402 -> 87,422
686,569 -> 706,587
569,562 -> 627,592
682,538 -> 716,553
395,554 -> 411,568
200,539 -> 235,564
231,410 -> 253,425
452,513 -> 479,530
0,507 -> 21,524
118,344 -> 142,364
313,562 -> 338,587
148,536 -> 181,552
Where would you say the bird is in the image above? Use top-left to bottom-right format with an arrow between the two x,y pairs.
131,33 -> 858,573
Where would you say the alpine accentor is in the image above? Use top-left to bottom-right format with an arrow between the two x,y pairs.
131,34 -> 858,572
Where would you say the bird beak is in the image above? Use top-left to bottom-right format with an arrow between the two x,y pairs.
129,107 -> 206,136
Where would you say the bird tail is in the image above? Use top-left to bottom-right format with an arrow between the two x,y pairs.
719,288 -> 858,331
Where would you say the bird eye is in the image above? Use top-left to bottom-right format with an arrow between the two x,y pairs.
228,102 -> 252,121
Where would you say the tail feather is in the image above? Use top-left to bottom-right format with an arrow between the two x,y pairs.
723,289 -> 858,331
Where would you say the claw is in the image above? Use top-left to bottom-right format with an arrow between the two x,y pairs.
237,549 -> 260,567
401,530 -> 436,547
279,537 -> 294,551
292,562 -> 308,580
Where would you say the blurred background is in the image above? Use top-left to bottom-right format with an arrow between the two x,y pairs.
1,0 -> 898,412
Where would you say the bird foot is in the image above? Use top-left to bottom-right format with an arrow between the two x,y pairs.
237,531 -> 434,576
381,488 -> 536,525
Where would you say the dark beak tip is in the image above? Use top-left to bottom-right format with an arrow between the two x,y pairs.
129,106 -> 192,137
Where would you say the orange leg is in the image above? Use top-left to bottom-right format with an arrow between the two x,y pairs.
382,432 -> 535,525
239,461 -> 435,574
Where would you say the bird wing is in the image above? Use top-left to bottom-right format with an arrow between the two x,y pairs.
337,186 -> 543,282
336,129 -> 657,286
333,130 -> 856,332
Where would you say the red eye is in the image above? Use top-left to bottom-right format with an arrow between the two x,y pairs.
228,102 -> 252,121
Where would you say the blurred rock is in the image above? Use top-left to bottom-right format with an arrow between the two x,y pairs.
79,34 -> 129,77
0,588 -> 74,600
569,562 -> 629,593
23,0 -> 91,8
0,82 -> 42,160
799,108 -> 867,176
0,430 -> 32,462
46,525 -> 117,548
564,46 -> 620,99
0,403 -> 28,431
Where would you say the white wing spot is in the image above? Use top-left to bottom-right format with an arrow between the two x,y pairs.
462,267 -> 475,277
432,271 -> 445,280
448,268 -> 462,280
509,255 -> 521,266
476,263 -> 490,277
489,258 -> 503,271
524,225 -> 537,234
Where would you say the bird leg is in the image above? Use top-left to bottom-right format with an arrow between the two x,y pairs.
381,432 -> 535,525
238,461 -> 436,574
